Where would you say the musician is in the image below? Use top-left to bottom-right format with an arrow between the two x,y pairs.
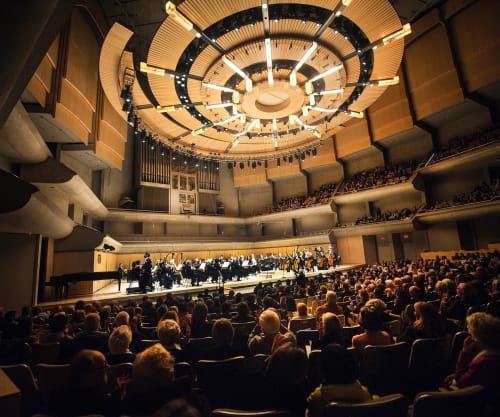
117,263 -> 127,285
140,252 -> 152,293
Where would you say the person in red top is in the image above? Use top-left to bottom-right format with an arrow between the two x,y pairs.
352,303 -> 392,349
452,312 -> 500,395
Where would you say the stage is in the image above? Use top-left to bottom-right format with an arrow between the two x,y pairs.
38,264 -> 360,310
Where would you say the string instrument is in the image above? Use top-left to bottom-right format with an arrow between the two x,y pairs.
328,254 -> 335,267
292,257 -> 301,271
305,257 -> 313,270
281,258 -> 290,270
317,256 -> 325,269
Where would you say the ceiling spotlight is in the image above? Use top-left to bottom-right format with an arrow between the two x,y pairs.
344,110 -> 364,118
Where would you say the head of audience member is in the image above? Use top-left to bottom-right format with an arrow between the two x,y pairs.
114,310 -> 130,327
364,298 -> 387,313
157,319 -> 181,348
321,343 -> 358,385
191,301 -> 208,324
265,344 -> 308,385
359,304 -> 384,331
132,343 -> 175,390
49,312 -> 68,333
414,301 -> 443,334
151,399 -> 201,417
326,291 -> 338,304
322,312 -> 342,339
296,302 -> 308,318
69,349 -> 109,393
84,313 -> 101,332
466,312 -> 500,351
212,318 -> 234,347
162,310 -> 180,324
259,309 -> 281,337
108,325 -> 132,355
236,301 -> 251,319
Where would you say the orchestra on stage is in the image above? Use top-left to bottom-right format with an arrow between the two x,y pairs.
120,247 -> 341,294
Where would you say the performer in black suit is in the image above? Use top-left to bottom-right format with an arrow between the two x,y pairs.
140,252 -> 152,293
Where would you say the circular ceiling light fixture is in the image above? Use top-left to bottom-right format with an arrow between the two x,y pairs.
125,0 -> 410,162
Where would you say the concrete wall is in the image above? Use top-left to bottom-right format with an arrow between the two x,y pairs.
274,175 -> 308,200
427,222 -> 461,251
337,202 -> 369,224
0,233 -> 38,312
238,183 -> 273,216
217,165 -> 240,216
343,148 -> 384,177
308,164 -> 343,191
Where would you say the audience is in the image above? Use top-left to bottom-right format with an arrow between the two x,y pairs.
106,325 -> 136,365
451,312 -> 500,394
425,180 -> 499,211
3,249 -> 500,416
307,344 -> 371,417
341,160 -> 417,194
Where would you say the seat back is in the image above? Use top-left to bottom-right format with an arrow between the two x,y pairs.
139,326 -> 158,339
358,342 -> 410,396
174,361 -> 193,380
448,331 -> 470,372
341,325 -> 363,347
141,339 -> 161,349
289,317 -> 316,333
33,363 -> 70,406
196,356 -> 245,408
2,363 -> 41,416
296,329 -> 319,349
412,385 -> 487,417
232,321 -> 256,353
325,393 -> 408,417
307,349 -> 323,392
211,409 -> 290,417
31,342 -> 61,365
188,337 -> 216,363
408,337 -> 450,394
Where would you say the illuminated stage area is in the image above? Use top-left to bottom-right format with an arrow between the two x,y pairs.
38,264 -> 359,310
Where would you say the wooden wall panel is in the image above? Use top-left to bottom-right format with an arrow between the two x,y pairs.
26,77 -> 48,108
95,141 -> 122,169
336,235 -> 366,265
65,10 -> 99,107
55,9 -> 99,144
233,164 -> 267,187
369,69 -> 413,141
448,0 -> 500,92
97,96 -> 127,169
300,137 -> 336,169
267,158 -> 301,179
405,24 -> 463,120
335,119 -> 371,158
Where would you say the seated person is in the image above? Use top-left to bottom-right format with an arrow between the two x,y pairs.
40,312 -> 73,343
398,301 -> 446,345
248,309 -> 292,355
47,349 -> 118,416
450,312 -> 500,394
201,318 -> 242,360
231,301 -> 256,323
312,313 -> 344,349
289,302 -> 314,332
307,343 -> 371,417
122,343 -> 193,416
189,301 -> 212,338
352,304 -> 392,349
71,312 -> 110,354
157,318 -> 191,363
105,325 -> 136,365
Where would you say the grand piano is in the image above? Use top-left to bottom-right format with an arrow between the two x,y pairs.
48,271 -> 120,298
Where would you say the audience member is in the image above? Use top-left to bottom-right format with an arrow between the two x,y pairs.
307,344 -> 371,417
352,304 -> 392,349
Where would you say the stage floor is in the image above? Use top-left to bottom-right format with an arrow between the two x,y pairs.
38,265 -> 359,310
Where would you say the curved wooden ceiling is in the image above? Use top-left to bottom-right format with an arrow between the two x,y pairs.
103,0 -> 408,161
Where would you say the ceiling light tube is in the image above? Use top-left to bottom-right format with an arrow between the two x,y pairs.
302,106 -> 309,117
203,82 -> 236,93
382,23 -> 412,45
140,62 -> 166,76
368,76 -> 400,86
318,88 -> 344,95
165,2 -> 194,31
309,95 -> 315,106
232,91 -> 240,103
265,38 -> 274,86
305,81 -> 313,95
335,0 -> 352,16
205,102 -> 233,109
214,113 -> 240,126
290,70 -> 297,87
311,106 -> 339,113
312,130 -> 322,138
294,42 -> 317,73
344,110 -> 364,118
291,115 -> 304,125
310,64 -> 343,82
192,126 -> 208,136
223,56 -> 248,81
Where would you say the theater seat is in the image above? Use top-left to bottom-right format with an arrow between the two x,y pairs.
211,409 -> 290,417
325,393 -> 408,417
33,363 -> 70,406
411,385 -> 487,417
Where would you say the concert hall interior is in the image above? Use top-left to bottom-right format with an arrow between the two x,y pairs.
0,0 -> 499,415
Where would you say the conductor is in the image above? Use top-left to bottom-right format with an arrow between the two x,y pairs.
140,252 -> 153,293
